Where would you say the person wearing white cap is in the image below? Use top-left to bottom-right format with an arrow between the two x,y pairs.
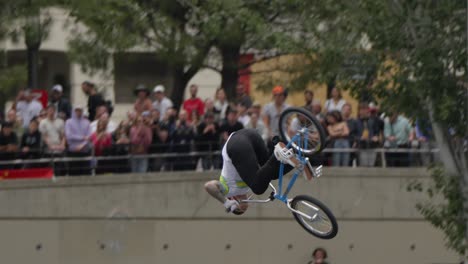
49,84 -> 72,120
152,85 -> 173,121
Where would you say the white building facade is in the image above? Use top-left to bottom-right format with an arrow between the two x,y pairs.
3,8 -> 221,119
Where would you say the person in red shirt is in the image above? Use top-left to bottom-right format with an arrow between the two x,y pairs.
90,119 -> 113,174
90,119 -> 112,156
182,84 -> 204,121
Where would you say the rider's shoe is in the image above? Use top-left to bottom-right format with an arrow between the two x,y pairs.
224,199 -> 239,213
274,142 -> 300,167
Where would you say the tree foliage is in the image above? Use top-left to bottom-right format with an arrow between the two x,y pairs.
65,0 -> 307,104
287,0 -> 467,255
408,166 -> 466,255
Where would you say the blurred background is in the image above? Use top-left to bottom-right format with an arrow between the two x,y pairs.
0,0 -> 466,263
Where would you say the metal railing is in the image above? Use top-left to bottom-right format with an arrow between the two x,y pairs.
0,144 -> 441,177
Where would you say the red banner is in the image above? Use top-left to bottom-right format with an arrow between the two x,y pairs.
239,54 -> 254,95
0,168 -> 54,180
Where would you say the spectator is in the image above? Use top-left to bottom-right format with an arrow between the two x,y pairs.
204,98 -> 220,122
249,102 -> 262,117
65,105 -> 92,176
111,120 -> 131,172
147,109 -> 163,172
112,121 -> 131,154
307,247 -> 329,264
150,124 -> 172,171
49,84 -> 72,120
126,110 -> 138,126
245,112 -> 268,143
356,103 -> 382,167
190,109 -> 202,128
0,121 -> 19,169
262,86 -> 290,150
219,108 -> 244,145
311,100 -> 325,124
384,111 -> 413,167
90,119 -> 113,174
81,81 -> 105,121
414,119 -> 436,166
183,84 -> 205,122
171,109 -> 196,171
326,111 -> 350,166
342,103 -> 359,166
150,108 -> 161,128
369,103 -> 385,141
16,90 -> 43,128
160,107 -> 177,136
20,118 -> 42,163
304,89 -> 314,107
134,84 -> 153,114
214,88 -> 229,120
196,112 -> 221,170
130,115 -> 152,173
235,82 -> 253,109
39,105 -> 66,154
152,85 -> 173,120
37,109 -> 47,123
324,87 -> 346,112
90,105 -> 117,133
39,105 -> 67,174
5,109 -> 24,139
237,102 -> 251,127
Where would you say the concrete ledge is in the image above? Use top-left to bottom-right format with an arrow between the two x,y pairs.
0,168 -> 431,220
0,167 -> 429,189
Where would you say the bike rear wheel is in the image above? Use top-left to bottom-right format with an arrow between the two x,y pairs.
278,107 -> 326,156
290,195 -> 338,239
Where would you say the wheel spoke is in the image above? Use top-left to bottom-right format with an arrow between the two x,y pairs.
294,199 -> 335,236
279,108 -> 325,156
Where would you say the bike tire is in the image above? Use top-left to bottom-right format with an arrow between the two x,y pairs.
290,195 -> 338,239
278,107 -> 326,157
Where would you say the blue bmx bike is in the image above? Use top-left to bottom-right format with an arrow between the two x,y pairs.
241,107 -> 338,239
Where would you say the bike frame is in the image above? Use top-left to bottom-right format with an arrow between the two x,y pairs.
241,128 -> 317,220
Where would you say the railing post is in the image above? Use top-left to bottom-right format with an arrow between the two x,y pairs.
91,145 -> 96,176
381,148 -> 386,168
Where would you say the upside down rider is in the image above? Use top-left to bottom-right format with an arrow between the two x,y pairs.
204,128 -> 315,215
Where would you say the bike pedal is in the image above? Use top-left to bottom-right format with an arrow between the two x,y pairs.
313,165 -> 323,178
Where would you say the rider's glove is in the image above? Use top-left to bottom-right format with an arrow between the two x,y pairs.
224,199 -> 239,213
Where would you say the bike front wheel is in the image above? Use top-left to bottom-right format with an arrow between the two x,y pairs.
278,107 -> 326,156
290,195 -> 338,239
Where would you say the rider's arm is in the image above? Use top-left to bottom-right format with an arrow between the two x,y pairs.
204,180 -> 227,204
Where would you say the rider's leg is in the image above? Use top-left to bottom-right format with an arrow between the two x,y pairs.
246,129 -> 294,180
204,180 -> 227,204
227,131 -> 294,195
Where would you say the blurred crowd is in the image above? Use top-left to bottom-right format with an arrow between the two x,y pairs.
0,81 -> 438,175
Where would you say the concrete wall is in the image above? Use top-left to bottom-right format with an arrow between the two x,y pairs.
0,168 -> 460,264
